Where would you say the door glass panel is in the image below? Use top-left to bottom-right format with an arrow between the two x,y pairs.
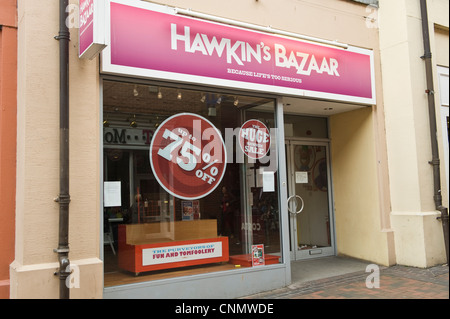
244,110 -> 281,257
287,142 -> 334,260
285,144 -> 293,254
294,145 -> 331,251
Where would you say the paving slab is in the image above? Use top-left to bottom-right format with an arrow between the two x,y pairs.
242,257 -> 449,299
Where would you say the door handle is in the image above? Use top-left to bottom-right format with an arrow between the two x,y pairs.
287,195 -> 304,215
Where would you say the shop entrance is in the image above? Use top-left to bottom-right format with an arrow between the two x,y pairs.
285,138 -> 335,261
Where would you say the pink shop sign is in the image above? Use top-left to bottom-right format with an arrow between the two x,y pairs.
101,0 -> 376,104
79,0 -> 106,59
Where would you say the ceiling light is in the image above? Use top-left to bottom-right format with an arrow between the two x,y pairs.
200,94 -> 206,103
177,91 -> 182,100
233,96 -> 239,106
130,114 -> 138,128
108,149 -> 123,162
157,88 -> 162,99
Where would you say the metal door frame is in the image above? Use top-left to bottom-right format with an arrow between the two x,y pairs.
286,139 -> 336,260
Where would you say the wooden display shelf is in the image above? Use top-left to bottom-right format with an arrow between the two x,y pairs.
118,220 -> 229,275
104,263 -> 237,287
228,254 -> 280,267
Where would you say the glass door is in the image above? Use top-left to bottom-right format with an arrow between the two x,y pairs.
286,141 -> 335,260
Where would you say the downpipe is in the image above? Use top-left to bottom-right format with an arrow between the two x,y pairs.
420,0 -> 449,265
53,0 -> 71,299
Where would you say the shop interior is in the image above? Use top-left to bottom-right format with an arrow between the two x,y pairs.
102,79 -> 282,286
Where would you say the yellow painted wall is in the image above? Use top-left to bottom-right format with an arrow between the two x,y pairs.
330,108 -> 393,266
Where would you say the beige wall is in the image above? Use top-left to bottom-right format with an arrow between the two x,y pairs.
11,0 -> 102,299
379,0 -> 448,267
145,0 -> 379,49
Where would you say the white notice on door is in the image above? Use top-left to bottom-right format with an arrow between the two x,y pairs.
295,171 -> 308,184
263,171 -> 275,192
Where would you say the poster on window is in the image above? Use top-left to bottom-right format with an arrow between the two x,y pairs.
182,200 -> 200,220
252,244 -> 265,267
103,181 -> 121,207
150,113 -> 227,200
239,119 -> 271,160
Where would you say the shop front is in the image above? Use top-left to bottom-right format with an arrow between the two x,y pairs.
101,82 -> 287,297
96,0 -> 375,298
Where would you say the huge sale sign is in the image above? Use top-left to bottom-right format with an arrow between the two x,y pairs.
101,0 -> 376,105
149,113 -> 227,200
239,120 -> 271,160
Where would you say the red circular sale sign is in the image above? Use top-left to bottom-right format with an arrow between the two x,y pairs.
239,119 -> 271,160
150,113 -> 227,200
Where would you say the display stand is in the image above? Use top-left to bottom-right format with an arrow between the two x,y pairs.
228,254 -> 280,267
118,220 -> 229,275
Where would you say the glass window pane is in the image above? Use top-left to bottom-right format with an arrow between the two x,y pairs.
103,80 -> 281,286
283,114 -> 328,139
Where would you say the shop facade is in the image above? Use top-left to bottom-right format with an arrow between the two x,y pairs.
99,0 -> 378,298
9,0 -> 448,299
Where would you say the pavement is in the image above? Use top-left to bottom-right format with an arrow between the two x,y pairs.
242,256 -> 449,299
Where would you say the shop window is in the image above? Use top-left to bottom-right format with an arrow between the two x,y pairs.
102,80 -> 282,286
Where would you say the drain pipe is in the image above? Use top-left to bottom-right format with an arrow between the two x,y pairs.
420,0 -> 449,265
53,0 -> 71,299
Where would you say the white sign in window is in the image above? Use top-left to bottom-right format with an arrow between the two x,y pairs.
104,181 -> 122,207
